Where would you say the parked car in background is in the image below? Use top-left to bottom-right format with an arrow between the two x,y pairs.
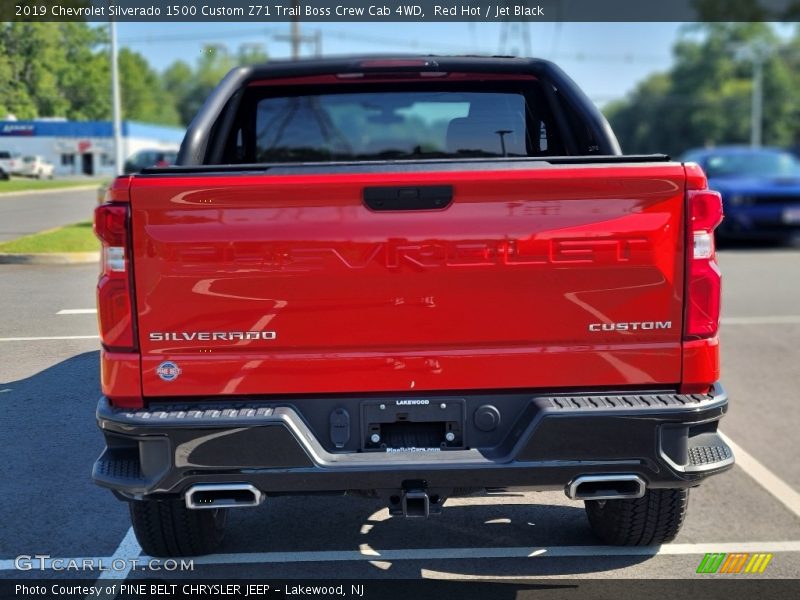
0,166 -> 8,181
17,155 -> 54,179
0,151 -> 21,176
123,149 -> 177,174
682,146 -> 800,241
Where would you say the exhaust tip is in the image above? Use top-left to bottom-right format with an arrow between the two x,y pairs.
566,475 -> 645,501
185,483 -> 262,509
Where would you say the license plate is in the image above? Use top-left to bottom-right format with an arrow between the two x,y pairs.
782,207 -> 800,224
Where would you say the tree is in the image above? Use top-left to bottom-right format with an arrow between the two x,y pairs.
165,43 -> 269,126
56,23 -> 111,120
0,22 -> 109,120
605,23 -> 800,156
117,48 -> 180,125
162,61 -> 194,125
0,23 -> 265,127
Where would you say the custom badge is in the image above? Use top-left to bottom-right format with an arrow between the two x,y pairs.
156,361 -> 181,382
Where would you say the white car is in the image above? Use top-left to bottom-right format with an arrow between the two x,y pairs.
0,151 -> 21,176
17,155 -> 55,179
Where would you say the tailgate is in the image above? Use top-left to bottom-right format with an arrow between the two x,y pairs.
130,164 -> 686,397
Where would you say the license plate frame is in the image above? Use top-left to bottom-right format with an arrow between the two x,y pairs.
361,398 -> 465,451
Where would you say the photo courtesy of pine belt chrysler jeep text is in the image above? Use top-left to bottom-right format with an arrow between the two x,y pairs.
91,56 -> 732,556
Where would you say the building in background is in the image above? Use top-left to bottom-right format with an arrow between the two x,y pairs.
0,120 -> 184,177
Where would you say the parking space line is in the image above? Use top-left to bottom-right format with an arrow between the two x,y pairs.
720,433 -> 800,519
3,540 -> 800,573
187,540 -> 800,565
97,527 -> 141,581
83,529 -> 141,600
0,335 -> 99,342
722,315 -> 800,325
57,309 -> 97,315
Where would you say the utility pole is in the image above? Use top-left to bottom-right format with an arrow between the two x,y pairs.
751,51 -> 764,148
290,0 -> 301,59
314,29 -> 322,57
272,12 -> 320,60
735,40 -> 771,148
498,2 -> 531,57
110,19 -> 123,176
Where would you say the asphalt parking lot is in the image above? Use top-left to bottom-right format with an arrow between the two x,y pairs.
0,233 -> 799,581
0,186 -> 100,242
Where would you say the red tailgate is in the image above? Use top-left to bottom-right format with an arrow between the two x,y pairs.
130,164 -> 686,397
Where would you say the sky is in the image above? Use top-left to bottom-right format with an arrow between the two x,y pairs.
114,22 -> 687,106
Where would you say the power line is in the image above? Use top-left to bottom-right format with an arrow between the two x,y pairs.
120,28 -> 669,64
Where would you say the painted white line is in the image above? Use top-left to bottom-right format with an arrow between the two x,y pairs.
3,540 -> 800,573
720,432 -> 800,519
96,527 -> 141,581
57,309 -> 97,315
722,315 -> 800,325
187,540 -> 800,566
0,335 -> 99,342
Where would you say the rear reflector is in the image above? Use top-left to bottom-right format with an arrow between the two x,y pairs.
94,202 -> 136,351
685,189 -> 723,338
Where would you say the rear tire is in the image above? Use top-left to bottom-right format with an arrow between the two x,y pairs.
584,488 -> 689,545
129,499 -> 227,557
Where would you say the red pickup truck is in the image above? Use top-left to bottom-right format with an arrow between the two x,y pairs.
92,56 -> 732,557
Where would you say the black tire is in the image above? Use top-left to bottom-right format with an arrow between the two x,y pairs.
129,499 -> 227,557
585,488 -> 689,546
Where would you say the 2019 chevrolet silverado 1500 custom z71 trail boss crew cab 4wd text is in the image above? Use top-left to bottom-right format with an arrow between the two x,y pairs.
92,56 -> 732,557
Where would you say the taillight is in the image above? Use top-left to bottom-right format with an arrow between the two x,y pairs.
684,168 -> 724,339
94,202 -> 136,351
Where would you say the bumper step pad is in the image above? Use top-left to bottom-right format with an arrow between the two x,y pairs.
681,432 -> 734,473
688,443 -> 734,468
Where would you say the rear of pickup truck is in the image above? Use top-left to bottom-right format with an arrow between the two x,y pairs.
92,56 -> 731,556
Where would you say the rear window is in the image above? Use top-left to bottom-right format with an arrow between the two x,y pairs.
224,82 -> 565,163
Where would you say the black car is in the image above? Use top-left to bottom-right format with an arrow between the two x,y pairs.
123,149 -> 177,174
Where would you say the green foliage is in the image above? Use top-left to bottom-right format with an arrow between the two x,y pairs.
0,22 -> 267,127
166,43 -> 269,126
0,23 -> 109,120
606,23 -> 800,156
0,178 -> 103,194
0,221 -> 98,253
117,48 -> 180,125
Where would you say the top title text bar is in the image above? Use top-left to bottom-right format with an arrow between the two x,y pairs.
4,0 -> 800,22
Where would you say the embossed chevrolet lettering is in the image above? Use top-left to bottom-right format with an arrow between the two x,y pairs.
588,321 -> 672,332
177,237 -> 650,272
149,331 -> 277,342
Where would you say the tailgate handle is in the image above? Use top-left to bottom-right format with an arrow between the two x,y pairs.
363,185 -> 453,211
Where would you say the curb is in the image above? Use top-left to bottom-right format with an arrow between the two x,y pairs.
0,184 -> 103,199
0,252 -> 99,265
